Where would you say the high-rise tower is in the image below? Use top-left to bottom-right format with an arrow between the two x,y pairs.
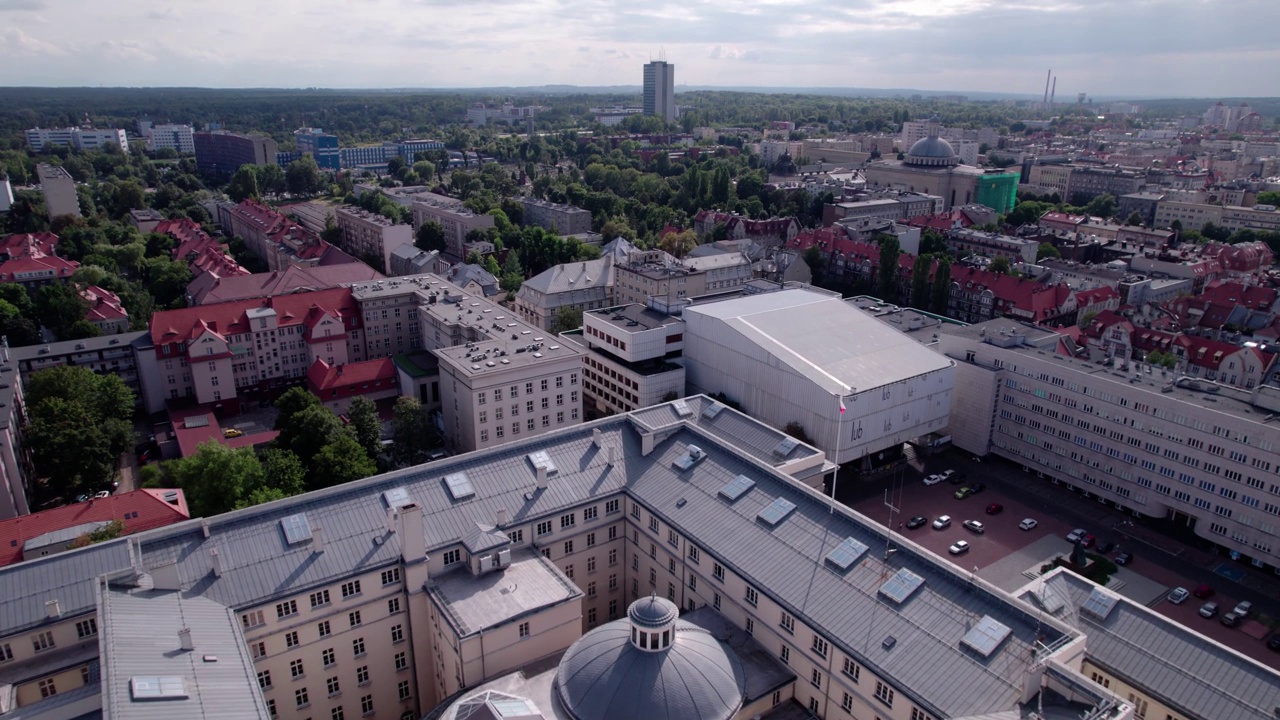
643,60 -> 676,123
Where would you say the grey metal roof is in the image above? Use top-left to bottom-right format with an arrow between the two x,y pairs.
518,258 -> 613,296
627,595 -> 678,629
555,618 -> 745,720
98,583 -> 270,720
684,289 -> 954,395
429,550 -> 580,638
10,331 -> 148,363
0,541 -> 132,634
1030,571 -> 1280,720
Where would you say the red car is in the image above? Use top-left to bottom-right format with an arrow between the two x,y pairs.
985,503 -> 1004,515
1081,534 -> 1096,548
1192,584 -> 1215,599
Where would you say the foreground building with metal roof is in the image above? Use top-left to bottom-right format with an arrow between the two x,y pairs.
0,396 -> 1275,720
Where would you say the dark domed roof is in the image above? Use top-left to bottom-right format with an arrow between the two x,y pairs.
628,595 -> 679,629
554,619 -> 745,720
907,136 -> 958,160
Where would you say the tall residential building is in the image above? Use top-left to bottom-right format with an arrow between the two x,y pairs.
643,61 -> 676,123
612,249 -> 752,306
145,123 -> 196,154
0,351 -> 29,519
519,197 -> 594,236
334,206 -> 414,273
25,127 -> 128,152
194,131 -> 280,178
514,257 -> 615,330
294,128 -> 341,171
34,164 -> 81,220
409,194 -> 494,262
561,302 -> 686,416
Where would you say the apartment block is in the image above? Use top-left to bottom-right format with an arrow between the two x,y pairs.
335,206 -> 414,273
561,303 -> 686,416
0,353 -> 29,519
520,197 -> 593,237
513,257 -> 615,330
145,123 -> 195,154
410,194 -> 494,262
613,250 -> 752,307
0,229 -> 79,288
294,128 -> 340,171
26,127 -> 128,152
946,227 -> 1040,264
223,199 -> 339,271
939,319 -> 1280,573
35,164 -> 81,220
194,131 -> 280,178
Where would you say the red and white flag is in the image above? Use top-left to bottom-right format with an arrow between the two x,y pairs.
839,398 -> 846,414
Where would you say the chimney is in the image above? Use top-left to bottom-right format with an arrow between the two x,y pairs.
607,444 -> 616,466
592,428 -> 603,448
641,432 -> 656,456
387,507 -> 398,534
200,518 -> 210,538
45,599 -> 61,619
398,503 -> 426,564
178,627 -> 194,651
495,508 -> 509,527
535,464 -> 548,490
210,547 -> 223,578
312,526 -> 324,553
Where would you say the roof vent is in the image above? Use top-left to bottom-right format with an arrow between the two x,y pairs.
45,599 -> 61,619
178,627 -> 194,651
673,444 -> 705,471
882,636 -> 897,650
280,513 -> 312,545
444,472 -> 475,501
757,497 -> 797,527
718,475 -> 755,502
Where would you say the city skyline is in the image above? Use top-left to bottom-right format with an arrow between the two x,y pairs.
0,0 -> 1278,98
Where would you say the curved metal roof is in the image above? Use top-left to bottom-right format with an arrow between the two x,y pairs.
628,595 -> 678,629
908,136 -> 958,159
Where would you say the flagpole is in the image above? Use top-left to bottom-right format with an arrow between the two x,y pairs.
830,390 -> 846,514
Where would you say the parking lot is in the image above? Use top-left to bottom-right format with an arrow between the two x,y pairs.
839,451 -> 1280,667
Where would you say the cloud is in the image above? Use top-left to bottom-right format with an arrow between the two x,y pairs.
3,28 -> 64,56
145,7 -> 181,20
708,45 -> 763,62
99,40 -> 157,63
0,0 -> 47,10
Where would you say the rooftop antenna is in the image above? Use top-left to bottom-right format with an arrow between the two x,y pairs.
1043,69 -> 1051,106
1050,76 -> 1057,107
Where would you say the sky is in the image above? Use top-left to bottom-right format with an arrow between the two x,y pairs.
2,0 -> 1278,98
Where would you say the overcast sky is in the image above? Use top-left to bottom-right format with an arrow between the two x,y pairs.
2,0 -> 1277,98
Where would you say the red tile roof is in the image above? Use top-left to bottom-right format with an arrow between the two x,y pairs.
1199,281 -> 1277,311
0,489 -> 189,567
1176,335 -> 1243,370
307,357 -> 396,393
1073,286 -> 1120,307
949,265 -> 1070,322
0,232 -> 60,259
903,210 -> 973,232
81,285 -> 128,322
149,287 -> 361,352
158,218 -> 250,280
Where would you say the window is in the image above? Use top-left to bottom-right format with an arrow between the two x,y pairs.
395,651 -> 407,671
331,707 -> 345,720
242,611 -> 264,629
290,659 -> 305,678
443,549 -> 461,565
668,529 -> 679,547
349,611 -> 362,627
508,529 -> 524,544
811,668 -> 823,688
76,618 -> 97,638
328,676 -> 342,695
713,563 -> 724,581
561,513 -> 576,529
746,618 -> 754,636
286,631 -> 300,648
780,646 -> 790,664
587,555 -> 596,572
812,635 -> 828,658
780,611 -> 795,633
391,624 -> 404,643
381,568 -> 401,585
585,506 -> 598,521
251,641 -> 266,659
609,600 -> 619,619
566,564 -> 575,580
875,681 -> 895,707
687,545 -> 699,563
588,607 -> 598,625
361,694 -> 374,715
631,504 -> 641,520
519,622 -> 530,638
564,540 -> 574,554
398,680 -> 411,701
649,516 -> 658,532
608,548 -> 617,565
341,581 -> 362,598
258,670 -> 273,690
356,665 -> 369,685
32,631 -> 54,652
323,647 -> 336,667
352,638 -> 365,657
266,699 -> 278,718
842,692 -> 854,712
537,521 -> 552,536
388,597 -> 401,614
606,499 -> 620,514
745,586 -> 758,606
842,657 -> 860,682
296,687 -> 310,708
809,697 -> 820,714
318,620 -> 332,638
310,590 -> 331,608
912,709 -> 936,720
277,600 -> 299,618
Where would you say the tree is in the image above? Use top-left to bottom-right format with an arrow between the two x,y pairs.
261,448 -> 307,497
68,519 -> 126,549
310,434 -> 378,489
28,365 -> 135,423
989,256 -> 1011,275
877,236 -> 900,302
550,306 -> 583,334
173,441 -> 265,517
110,180 -> 147,219
1124,210 -> 1145,226
658,229 -> 697,258
321,216 -> 344,246
919,229 -> 947,256
1255,191 -> 1280,206
411,160 -> 435,183
1037,243 -> 1062,262
347,397 -> 383,461
259,163 -> 287,197
286,156 -> 325,197
0,298 -> 40,346
274,387 -> 321,429
931,256 -> 952,315
34,282 -> 91,340
277,404 -> 349,470
227,165 -> 261,202
415,220 -> 447,253
25,397 -> 117,495
500,251 -> 524,294
1083,193 -> 1118,219
391,396 -> 432,467
909,254 -> 931,311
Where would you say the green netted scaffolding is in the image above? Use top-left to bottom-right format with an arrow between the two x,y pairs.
974,172 -> 1019,214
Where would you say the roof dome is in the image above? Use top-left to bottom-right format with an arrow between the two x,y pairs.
554,598 -> 745,720
906,136 -> 959,167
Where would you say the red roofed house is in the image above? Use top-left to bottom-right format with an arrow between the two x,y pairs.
693,210 -> 800,246
1200,241 -> 1275,276
1080,309 -> 1134,359
156,218 -> 250,289
903,209 -> 974,233
143,287 -> 364,413
1070,285 -> 1121,325
948,265 -> 1072,324
0,489 -> 189,567
307,357 -> 398,415
1038,212 -> 1088,233
1172,334 -> 1272,387
0,232 -> 79,290
80,285 -> 129,335
223,199 -> 354,271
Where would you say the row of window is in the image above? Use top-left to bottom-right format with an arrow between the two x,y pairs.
243,569 -> 402,630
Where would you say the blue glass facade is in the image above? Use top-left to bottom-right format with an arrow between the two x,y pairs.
295,129 -> 341,171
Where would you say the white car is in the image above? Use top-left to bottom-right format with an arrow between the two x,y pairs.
1167,587 -> 1190,604
93,490 -> 111,499
1019,518 -> 1038,531
940,469 -> 956,481
1066,528 -> 1087,543
948,540 -> 970,555
932,515 -> 952,530
923,474 -> 944,486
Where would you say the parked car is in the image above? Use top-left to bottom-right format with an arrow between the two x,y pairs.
948,540 -> 971,555
923,474 -> 945,486
1267,633 -> 1280,652
905,516 -> 927,530
1232,600 -> 1253,618
948,472 -> 967,485
962,520 -> 985,534
932,515 -> 952,530
1167,587 -> 1190,604
1221,612 -> 1242,628
969,482 -> 987,495
223,428 -> 245,439
93,490 -> 110,499
940,469 -> 956,481
985,503 -> 1003,515
954,487 -> 973,500
1066,528 -> 1087,543
1081,534 -> 1096,548
1019,518 -> 1039,531
1192,584 -> 1214,599
1198,602 -> 1219,618
1114,551 -> 1132,566
74,494 -> 90,503
1097,540 -> 1116,553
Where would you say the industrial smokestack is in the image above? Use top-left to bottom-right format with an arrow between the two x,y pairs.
1043,70 -> 1051,105
1050,77 -> 1057,107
